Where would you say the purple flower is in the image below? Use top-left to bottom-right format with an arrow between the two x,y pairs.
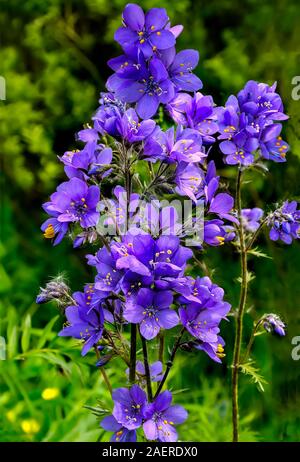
267,200 -> 300,244
108,54 -> 175,119
204,219 -> 235,246
111,234 -> 193,289
175,162 -> 204,202
115,4 -> 178,58
43,178 -> 100,228
101,415 -> 137,442
93,92 -> 126,137
143,390 -> 188,442
167,92 -> 218,144
116,108 -> 156,142
259,124 -> 289,162
241,208 -> 264,232
41,216 -> 69,246
112,385 -> 147,430
87,246 -> 124,293
60,143 -> 112,180
220,131 -> 259,166
124,289 -> 178,340
196,161 -> 237,224
144,125 -> 205,164
168,50 -> 202,92
58,289 -> 104,356
237,80 -> 288,121
263,314 -> 286,337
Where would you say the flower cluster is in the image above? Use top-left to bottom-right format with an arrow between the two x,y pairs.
177,276 -> 231,362
267,200 -> 300,244
101,386 -> 187,442
218,80 -> 289,165
38,2 -> 294,444
107,4 -> 202,119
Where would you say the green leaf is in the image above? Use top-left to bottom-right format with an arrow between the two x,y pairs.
36,315 -> 59,349
239,360 -> 268,392
247,247 -> 272,259
21,313 -> 31,353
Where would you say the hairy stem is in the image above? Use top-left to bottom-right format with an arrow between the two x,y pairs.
140,330 -> 153,401
154,328 -> 185,398
94,346 -> 113,395
242,319 -> 264,363
232,169 -> 248,442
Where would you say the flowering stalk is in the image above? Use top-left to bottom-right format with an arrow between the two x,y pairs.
232,169 -> 248,442
37,2 -> 295,443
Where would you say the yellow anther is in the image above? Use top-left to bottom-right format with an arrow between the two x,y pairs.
44,224 -> 55,239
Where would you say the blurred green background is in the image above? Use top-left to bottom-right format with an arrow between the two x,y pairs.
1,0 -> 300,442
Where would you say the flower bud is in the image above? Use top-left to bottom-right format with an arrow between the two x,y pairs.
262,314 -> 286,336
36,276 -> 71,306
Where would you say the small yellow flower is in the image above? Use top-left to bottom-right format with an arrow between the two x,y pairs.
42,387 -> 60,400
21,419 -> 40,434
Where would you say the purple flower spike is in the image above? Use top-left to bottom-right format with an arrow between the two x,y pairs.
143,390 -> 188,442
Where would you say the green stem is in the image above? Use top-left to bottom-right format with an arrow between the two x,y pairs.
140,330 -> 153,401
94,346 -> 112,395
232,169 -> 248,442
154,328 -> 184,398
242,319 -> 264,363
